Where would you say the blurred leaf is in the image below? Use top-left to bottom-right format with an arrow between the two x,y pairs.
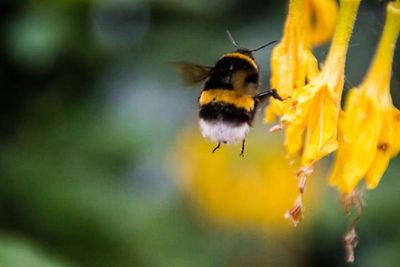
5,8 -> 73,68
0,235 -> 74,267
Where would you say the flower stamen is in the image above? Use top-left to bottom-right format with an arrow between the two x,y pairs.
341,190 -> 364,263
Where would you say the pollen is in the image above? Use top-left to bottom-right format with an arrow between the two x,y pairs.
377,143 -> 389,152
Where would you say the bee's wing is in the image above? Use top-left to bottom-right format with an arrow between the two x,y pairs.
173,62 -> 213,86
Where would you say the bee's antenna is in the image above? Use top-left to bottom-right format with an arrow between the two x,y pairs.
226,30 -> 240,49
251,40 -> 277,52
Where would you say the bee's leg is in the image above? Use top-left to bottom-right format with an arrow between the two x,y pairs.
254,89 -> 285,102
212,142 -> 221,153
239,139 -> 246,157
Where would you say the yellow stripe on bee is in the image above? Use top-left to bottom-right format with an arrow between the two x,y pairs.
199,89 -> 255,111
220,52 -> 258,70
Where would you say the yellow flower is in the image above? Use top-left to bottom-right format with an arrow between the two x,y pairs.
282,0 -> 361,166
169,127 -> 323,230
264,0 -> 338,124
329,1 -> 400,194
304,0 -> 339,46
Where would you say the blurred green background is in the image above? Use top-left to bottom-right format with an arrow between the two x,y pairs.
0,0 -> 399,266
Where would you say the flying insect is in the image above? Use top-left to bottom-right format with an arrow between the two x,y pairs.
176,31 -> 283,156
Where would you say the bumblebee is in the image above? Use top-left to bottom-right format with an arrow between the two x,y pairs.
176,31 -> 283,156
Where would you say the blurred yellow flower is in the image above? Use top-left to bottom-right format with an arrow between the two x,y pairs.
329,1 -> 400,194
169,127 -> 322,230
282,0 -> 361,166
264,0 -> 337,124
304,0 -> 339,46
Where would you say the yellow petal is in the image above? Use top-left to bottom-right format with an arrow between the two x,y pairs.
328,89 -> 382,193
329,1 -> 400,193
365,106 -> 400,189
284,118 -> 306,159
304,0 -> 339,46
281,0 -> 361,165
265,0 -> 319,124
265,0 -> 336,123
282,81 -> 339,163
301,84 -> 339,165
392,108 -> 400,155
281,82 -> 316,158
365,150 -> 390,190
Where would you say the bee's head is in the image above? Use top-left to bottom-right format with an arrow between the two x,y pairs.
226,30 -> 276,56
235,48 -> 255,59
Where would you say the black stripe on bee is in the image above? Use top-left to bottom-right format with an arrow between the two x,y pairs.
199,102 -> 256,125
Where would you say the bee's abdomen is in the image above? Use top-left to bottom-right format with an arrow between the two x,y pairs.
198,102 -> 254,144
198,89 -> 256,124
199,102 -> 254,124
198,89 -> 257,144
